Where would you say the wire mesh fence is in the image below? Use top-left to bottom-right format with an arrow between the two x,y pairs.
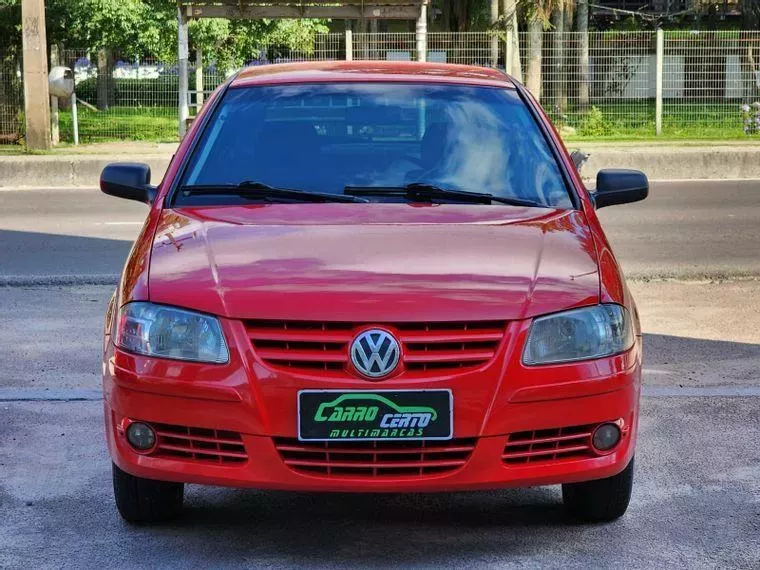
662,31 -> 760,137
533,31 -> 657,137
4,30 -> 760,145
353,33 -> 417,61
59,50 -> 179,143
0,52 -> 23,144
428,32 -> 495,66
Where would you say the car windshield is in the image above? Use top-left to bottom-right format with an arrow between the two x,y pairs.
176,82 -> 573,208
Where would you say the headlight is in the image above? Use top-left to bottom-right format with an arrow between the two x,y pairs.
115,302 -> 229,364
522,304 -> 633,366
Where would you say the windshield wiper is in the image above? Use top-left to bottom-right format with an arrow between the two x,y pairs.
344,183 -> 545,208
180,181 -> 368,203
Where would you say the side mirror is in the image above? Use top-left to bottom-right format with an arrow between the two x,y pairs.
100,163 -> 156,204
593,169 -> 648,209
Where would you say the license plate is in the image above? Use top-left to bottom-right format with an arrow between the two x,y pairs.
298,389 -> 453,442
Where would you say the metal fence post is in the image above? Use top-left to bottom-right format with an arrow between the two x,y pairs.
177,6 -> 190,138
195,46 -> 204,110
71,93 -> 79,145
655,28 -> 664,136
50,44 -> 59,145
416,1 -> 428,62
506,30 -> 513,75
345,30 -> 353,61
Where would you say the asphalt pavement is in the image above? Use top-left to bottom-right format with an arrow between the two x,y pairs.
1,180 -> 759,281
0,181 -> 758,569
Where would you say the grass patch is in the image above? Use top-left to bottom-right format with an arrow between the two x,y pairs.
57,106 -> 178,143
557,101 -> 749,141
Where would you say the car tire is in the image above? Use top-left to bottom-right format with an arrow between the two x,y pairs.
562,456 -> 634,523
112,463 -> 184,524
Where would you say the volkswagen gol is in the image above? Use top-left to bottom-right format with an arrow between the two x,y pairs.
100,61 -> 647,524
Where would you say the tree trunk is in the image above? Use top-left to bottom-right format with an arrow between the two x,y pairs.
551,4 -> 566,114
741,43 -> 759,104
442,1 -> 452,31
577,0 -> 590,110
96,48 -> 114,111
526,16 -> 543,101
503,0 -> 522,81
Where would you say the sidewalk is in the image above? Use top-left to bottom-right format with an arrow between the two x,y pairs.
1,140 -> 760,187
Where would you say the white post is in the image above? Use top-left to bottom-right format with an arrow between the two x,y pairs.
71,93 -> 79,145
490,0 -> 499,68
345,29 -> 353,61
50,44 -> 59,145
178,6 -> 190,138
50,96 -> 59,145
195,46 -> 204,110
655,28 -> 664,136
506,30 -> 513,75
416,1 -> 428,63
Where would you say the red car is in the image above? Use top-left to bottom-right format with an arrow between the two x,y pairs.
100,61 -> 647,524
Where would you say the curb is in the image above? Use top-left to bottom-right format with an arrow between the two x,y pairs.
1,146 -> 759,187
579,145 -> 760,181
0,155 -> 171,188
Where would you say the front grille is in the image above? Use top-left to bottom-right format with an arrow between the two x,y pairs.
502,424 -> 596,466
246,320 -> 506,374
274,437 -> 477,477
151,423 -> 248,465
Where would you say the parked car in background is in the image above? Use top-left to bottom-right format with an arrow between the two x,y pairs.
99,61 -> 647,524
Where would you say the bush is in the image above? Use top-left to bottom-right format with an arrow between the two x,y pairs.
578,106 -> 612,137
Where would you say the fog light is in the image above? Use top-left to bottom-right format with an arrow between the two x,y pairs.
592,423 -> 621,452
126,422 -> 156,451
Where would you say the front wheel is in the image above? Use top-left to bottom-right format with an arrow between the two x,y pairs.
562,457 -> 634,522
112,463 -> 184,524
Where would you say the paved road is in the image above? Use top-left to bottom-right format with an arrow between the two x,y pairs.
0,181 -> 759,568
1,397 -> 757,569
1,181 -> 759,280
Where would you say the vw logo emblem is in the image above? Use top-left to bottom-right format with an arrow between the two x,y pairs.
350,329 -> 400,379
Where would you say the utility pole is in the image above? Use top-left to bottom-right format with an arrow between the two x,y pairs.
21,0 -> 52,150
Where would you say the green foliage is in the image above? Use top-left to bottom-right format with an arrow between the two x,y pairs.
577,106 -> 611,137
189,18 -> 330,69
0,0 -> 329,65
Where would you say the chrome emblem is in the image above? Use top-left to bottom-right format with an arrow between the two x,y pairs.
350,329 -> 401,379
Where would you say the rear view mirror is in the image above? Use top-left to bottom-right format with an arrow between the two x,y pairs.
100,163 -> 156,204
594,169 -> 648,209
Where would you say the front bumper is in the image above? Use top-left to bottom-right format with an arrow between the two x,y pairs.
104,318 -> 641,492
105,379 -> 639,492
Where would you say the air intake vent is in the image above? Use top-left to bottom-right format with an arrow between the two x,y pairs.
274,437 -> 477,477
152,423 -> 248,465
502,424 -> 596,465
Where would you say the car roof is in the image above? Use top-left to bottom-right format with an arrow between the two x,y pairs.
230,60 -> 516,89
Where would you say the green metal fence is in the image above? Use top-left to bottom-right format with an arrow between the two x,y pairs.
3,30 -> 760,145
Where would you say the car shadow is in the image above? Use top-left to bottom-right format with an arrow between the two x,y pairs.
0,229 -> 134,279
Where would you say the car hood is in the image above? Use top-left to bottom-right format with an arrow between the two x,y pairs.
148,204 -> 599,322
